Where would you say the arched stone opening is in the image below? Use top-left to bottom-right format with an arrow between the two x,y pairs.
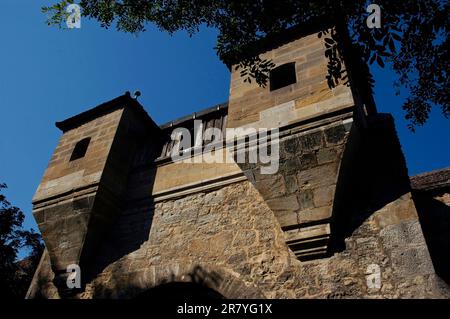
135,282 -> 224,300
92,263 -> 265,299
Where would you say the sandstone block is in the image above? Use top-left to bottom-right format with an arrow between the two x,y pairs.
298,189 -> 314,210
325,125 -> 347,145
313,184 -> 336,207
266,195 -> 300,212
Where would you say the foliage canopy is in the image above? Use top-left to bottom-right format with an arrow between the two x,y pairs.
0,183 -> 43,298
43,0 -> 449,129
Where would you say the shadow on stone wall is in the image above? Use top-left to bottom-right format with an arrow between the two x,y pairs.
414,191 -> 450,284
134,266 -> 224,299
136,281 -> 225,299
92,264 -> 264,299
330,114 -> 411,252
83,144 -> 159,284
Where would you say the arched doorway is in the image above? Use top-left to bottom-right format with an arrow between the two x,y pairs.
135,282 -> 224,300
91,263 -> 265,299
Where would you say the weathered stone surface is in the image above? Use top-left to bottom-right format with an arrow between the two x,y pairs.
297,162 -> 339,188
29,178 -> 450,299
26,25 -> 450,300
254,175 -> 287,199
316,147 -> 337,164
227,29 -> 354,128
284,174 -> 299,194
313,184 -> 335,207
266,195 -> 300,211
325,125 -> 347,145
298,189 -> 314,210
283,138 -> 299,156
411,173 -> 450,285
298,131 -> 324,152
236,120 -> 351,259
297,206 -> 331,224
299,153 -> 318,170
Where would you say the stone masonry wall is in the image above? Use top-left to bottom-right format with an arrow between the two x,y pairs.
412,186 -> 450,285
29,180 -> 450,299
238,115 -> 354,260
228,30 -> 354,129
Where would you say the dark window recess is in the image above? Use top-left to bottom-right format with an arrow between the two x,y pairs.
270,62 -> 297,91
70,137 -> 91,161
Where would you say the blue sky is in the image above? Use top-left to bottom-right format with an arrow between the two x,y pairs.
1,0 -> 449,244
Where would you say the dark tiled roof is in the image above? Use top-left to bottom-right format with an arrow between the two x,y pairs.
410,167 -> 450,191
55,92 -> 159,133
56,92 -> 228,135
159,102 -> 228,130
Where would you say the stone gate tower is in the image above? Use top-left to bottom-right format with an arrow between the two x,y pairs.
27,23 -> 449,298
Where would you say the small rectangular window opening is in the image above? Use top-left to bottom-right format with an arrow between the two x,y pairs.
70,137 -> 91,161
270,62 -> 297,91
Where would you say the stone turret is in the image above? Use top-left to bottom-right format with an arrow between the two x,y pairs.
32,92 -> 159,295
226,24 -> 371,259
